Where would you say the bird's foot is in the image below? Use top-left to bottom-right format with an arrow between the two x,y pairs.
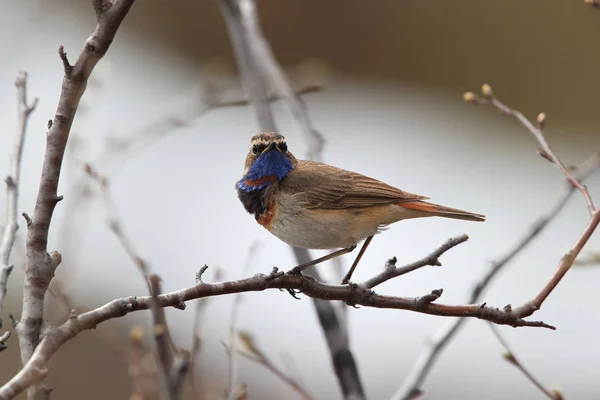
344,282 -> 361,308
285,288 -> 303,300
286,266 -> 304,276
281,267 -> 306,299
341,272 -> 354,285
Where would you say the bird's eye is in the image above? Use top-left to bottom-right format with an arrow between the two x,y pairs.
278,142 -> 288,152
252,144 -> 267,155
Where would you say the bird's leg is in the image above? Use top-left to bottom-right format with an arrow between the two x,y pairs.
341,235 -> 374,284
288,245 -> 357,275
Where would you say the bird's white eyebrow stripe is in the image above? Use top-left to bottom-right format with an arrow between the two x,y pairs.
251,138 -> 286,146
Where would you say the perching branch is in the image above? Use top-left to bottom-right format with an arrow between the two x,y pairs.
218,1 -> 365,398
0,234 -> 558,399
0,72 -> 38,330
13,1 -> 135,398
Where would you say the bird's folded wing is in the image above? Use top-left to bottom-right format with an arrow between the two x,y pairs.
280,160 -> 428,209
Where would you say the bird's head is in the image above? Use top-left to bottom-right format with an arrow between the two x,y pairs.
237,132 -> 297,192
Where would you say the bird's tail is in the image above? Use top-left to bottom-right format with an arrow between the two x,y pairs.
398,201 -> 486,222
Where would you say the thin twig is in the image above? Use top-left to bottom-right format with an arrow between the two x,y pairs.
149,275 -> 175,399
189,267 -> 223,398
96,65 -> 324,176
149,275 -> 189,400
87,164 -> 187,399
364,235 -> 469,289
489,324 -> 562,400
15,3 -> 135,398
235,3 -> 326,161
84,164 -> 150,281
228,242 -> 262,399
392,95 -> 600,400
467,85 -> 595,214
0,72 -> 38,331
469,88 -> 600,320
128,325 -> 148,399
226,331 -> 315,400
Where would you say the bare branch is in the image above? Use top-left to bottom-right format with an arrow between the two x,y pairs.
128,326 -> 148,399
392,105 -> 600,400
364,234 -> 469,289
14,2 -> 135,398
218,1 -> 364,398
232,2 -> 326,161
149,275 -> 189,400
489,324 -> 562,400
87,164 -> 187,399
228,242 -> 261,399
93,62 -> 324,176
0,244 -> 562,399
148,275 -> 176,399
0,71 -> 38,329
189,267 -> 222,398
84,164 -> 150,280
227,331 -> 315,400
463,87 -> 600,319
466,85 -> 596,214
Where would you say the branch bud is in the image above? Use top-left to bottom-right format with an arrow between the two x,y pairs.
502,351 -> 517,365
130,325 -> 145,342
481,83 -> 493,98
536,112 -> 546,129
551,388 -> 564,400
463,92 -> 478,104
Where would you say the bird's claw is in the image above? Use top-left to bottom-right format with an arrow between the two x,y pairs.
344,282 -> 361,308
286,288 -> 303,300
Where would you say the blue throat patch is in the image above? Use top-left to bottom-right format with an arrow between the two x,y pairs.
237,150 -> 294,192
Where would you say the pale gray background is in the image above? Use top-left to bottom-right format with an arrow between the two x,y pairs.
0,1 -> 599,399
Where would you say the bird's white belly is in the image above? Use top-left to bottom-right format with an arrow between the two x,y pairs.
267,196 -> 409,249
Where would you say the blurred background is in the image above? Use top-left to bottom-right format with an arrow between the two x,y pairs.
1,0 -> 600,399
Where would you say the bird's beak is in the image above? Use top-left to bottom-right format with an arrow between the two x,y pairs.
266,142 -> 280,152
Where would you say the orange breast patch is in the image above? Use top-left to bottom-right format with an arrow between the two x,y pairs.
257,200 -> 276,228
245,175 -> 277,187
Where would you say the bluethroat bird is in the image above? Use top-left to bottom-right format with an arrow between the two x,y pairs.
237,132 -> 485,284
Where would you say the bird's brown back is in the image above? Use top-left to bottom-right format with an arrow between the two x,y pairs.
280,160 -> 428,209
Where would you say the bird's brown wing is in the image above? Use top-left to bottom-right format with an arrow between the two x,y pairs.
280,160 -> 428,209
